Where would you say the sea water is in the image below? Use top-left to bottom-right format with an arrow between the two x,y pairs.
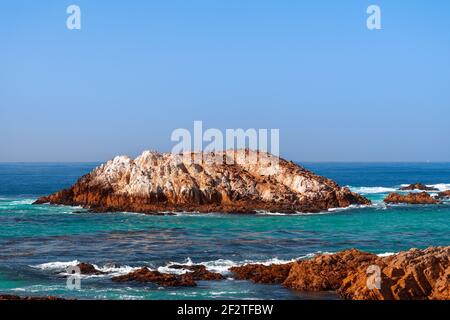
0,162 -> 449,300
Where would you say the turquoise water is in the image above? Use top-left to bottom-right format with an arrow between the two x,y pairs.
0,163 -> 449,299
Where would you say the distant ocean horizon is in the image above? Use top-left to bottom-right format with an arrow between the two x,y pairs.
1,162 -> 449,299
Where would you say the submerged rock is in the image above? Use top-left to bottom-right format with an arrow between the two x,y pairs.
399,183 -> 438,191
111,267 -> 197,287
33,150 -> 370,214
384,192 -> 440,205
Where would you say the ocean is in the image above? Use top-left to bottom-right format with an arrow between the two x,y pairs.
0,162 -> 449,300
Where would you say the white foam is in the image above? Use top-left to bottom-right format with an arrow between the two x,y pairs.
158,252 -> 331,275
31,260 -> 139,278
426,183 -> 450,192
32,260 -> 80,271
377,252 -> 396,257
349,186 -> 397,194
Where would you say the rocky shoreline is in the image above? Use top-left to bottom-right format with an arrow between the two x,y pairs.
3,247 -> 448,300
42,246 -> 449,300
229,247 -> 449,300
33,150 -> 370,214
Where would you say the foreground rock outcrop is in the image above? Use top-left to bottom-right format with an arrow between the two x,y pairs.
229,247 -> 450,300
400,183 -> 438,191
283,249 -> 378,291
384,192 -> 440,205
339,247 -> 450,300
33,150 -> 370,214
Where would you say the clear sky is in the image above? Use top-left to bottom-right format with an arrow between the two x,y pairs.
1,0 -> 450,162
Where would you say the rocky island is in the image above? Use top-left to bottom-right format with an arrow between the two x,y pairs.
33,150 -> 370,214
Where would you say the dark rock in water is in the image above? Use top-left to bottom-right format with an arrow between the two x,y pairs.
0,294 -> 65,300
167,264 -> 225,281
399,183 -> 438,191
33,150 -> 370,214
437,190 -> 450,199
384,192 -> 440,204
77,263 -> 105,275
229,263 -> 294,284
111,267 -> 197,287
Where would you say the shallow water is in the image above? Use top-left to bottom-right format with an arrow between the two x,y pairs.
0,162 -> 449,299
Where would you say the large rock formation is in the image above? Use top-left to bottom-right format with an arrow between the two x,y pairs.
384,192 -> 440,205
229,247 -> 450,300
33,150 -> 370,214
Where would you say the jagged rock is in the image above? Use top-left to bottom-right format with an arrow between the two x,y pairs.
33,150 -> 370,214
339,247 -> 450,300
384,192 -> 440,205
167,265 -> 225,281
229,263 -> 294,284
283,249 -> 379,291
111,267 -> 196,287
399,183 -> 438,191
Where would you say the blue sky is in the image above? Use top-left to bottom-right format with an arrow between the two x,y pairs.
1,1 -> 449,162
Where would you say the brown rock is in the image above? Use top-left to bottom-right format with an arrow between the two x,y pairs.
111,267 -> 196,287
33,150 -> 370,214
339,247 -> 450,300
283,249 -> 380,291
168,264 -> 225,281
229,263 -> 294,284
399,183 -> 438,191
77,263 -> 105,275
384,192 -> 440,205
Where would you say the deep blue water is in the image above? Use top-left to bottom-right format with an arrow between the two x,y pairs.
0,162 -> 449,300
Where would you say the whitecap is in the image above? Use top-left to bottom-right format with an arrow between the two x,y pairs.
349,186 -> 397,194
